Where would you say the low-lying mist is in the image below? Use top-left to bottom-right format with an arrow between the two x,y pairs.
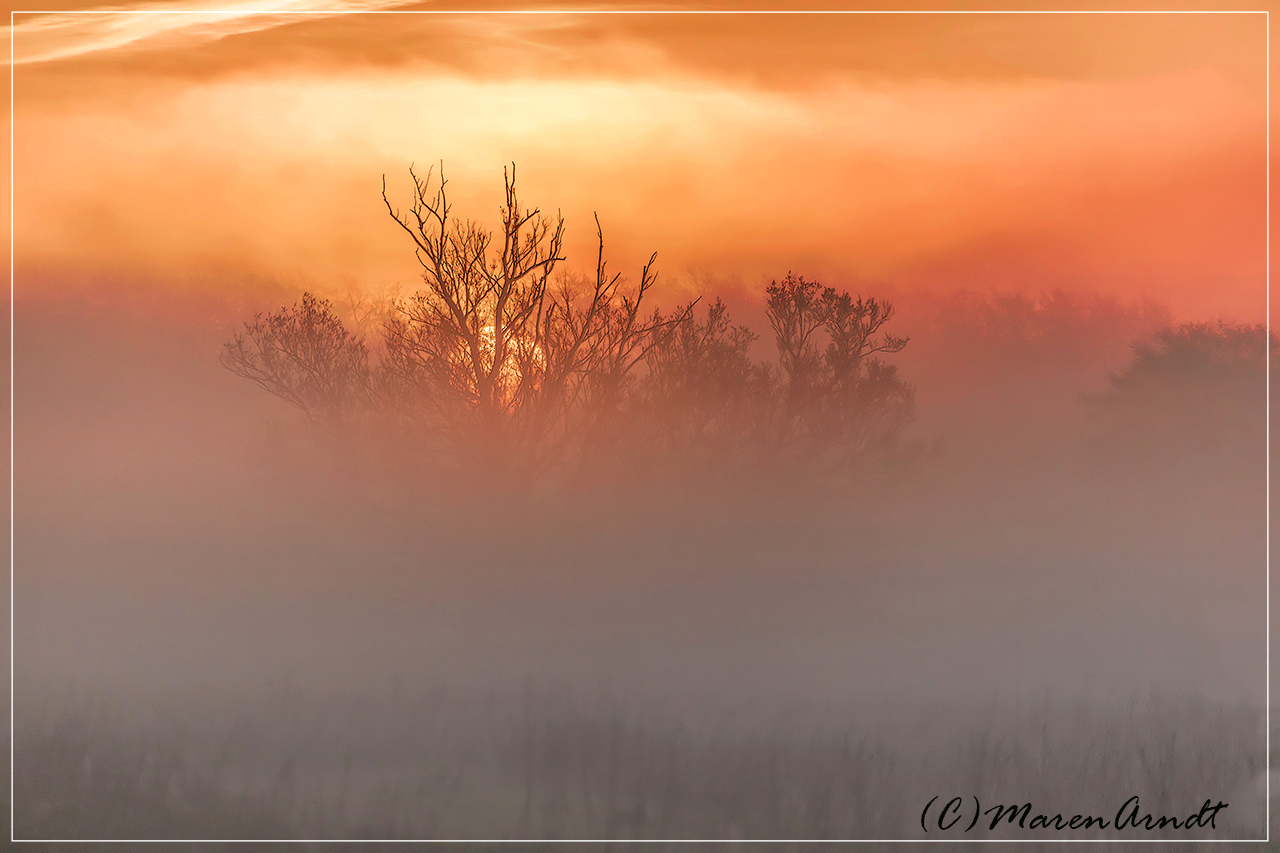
13,261 -> 1269,839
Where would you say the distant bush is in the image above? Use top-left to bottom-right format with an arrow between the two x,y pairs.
1087,321 -> 1271,474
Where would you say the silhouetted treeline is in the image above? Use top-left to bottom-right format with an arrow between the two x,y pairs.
221,165 -> 1269,491
221,165 -> 916,487
1087,320 -> 1272,474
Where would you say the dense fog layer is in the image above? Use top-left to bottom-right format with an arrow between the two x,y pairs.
15,273 -> 1267,718
15,272 -> 1271,840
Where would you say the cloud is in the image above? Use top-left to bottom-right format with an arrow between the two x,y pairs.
9,6 -> 1265,91
10,9 -> 1266,322
9,0 -> 415,65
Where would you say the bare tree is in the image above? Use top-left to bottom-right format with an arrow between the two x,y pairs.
627,276 -> 913,482
341,281 -> 402,339
220,292 -> 371,429
634,297 -> 769,470
380,163 -> 684,478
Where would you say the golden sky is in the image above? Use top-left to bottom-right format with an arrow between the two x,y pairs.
5,2 -> 1271,320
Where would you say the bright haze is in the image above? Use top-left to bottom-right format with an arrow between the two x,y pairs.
11,2 -> 1269,732
11,3 -> 1267,318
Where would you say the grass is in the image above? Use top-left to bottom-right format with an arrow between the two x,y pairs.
11,685 -> 1268,846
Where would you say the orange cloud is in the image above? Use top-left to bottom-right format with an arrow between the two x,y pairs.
10,9 -> 1267,322
9,0 -> 415,66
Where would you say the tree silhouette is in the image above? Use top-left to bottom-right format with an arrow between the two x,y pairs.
220,292 -> 371,429
631,297 -> 770,472
379,163 -> 685,478
764,273 -> 913,472
1088,321 -> 1271,472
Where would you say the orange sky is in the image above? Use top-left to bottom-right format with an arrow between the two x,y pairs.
5,3 -> 1272,321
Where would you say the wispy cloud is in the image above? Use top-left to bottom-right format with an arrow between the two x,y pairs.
8,0 -> 416,65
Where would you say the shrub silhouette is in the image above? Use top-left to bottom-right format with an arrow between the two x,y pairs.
1088,321 -> 1271,472
221,291 -> 371,430
764,274 -> 913,473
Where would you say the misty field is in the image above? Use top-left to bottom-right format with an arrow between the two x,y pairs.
15,685 -> 1269,844
16,283 -> 1270,846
